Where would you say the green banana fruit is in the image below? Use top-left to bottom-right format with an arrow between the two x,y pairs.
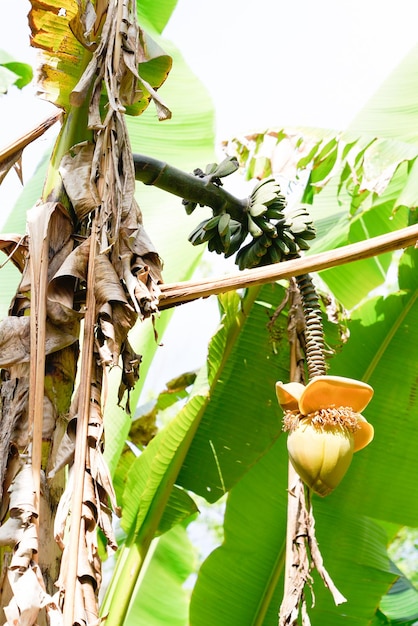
272,236 -> 289,255
267,243 -> 284,263
251,178 -> 281,204
249,202 -> 269,217
218,213 -> 231,236
264,208 -> 286,221
281,231 -> 298,254
188,219 -> 217,245
225,228 -> 246,257
247,216 -> 263,238
206,156 -> 239,180
253,216 -> 278,237
203,215 -> 221,231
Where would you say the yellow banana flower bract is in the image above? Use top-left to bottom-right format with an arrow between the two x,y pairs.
276,376 -> 374,496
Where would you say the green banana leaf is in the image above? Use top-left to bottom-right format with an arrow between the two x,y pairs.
121,284 -> 288,534
125,523 -> 195,626
234,128 -> 415,308
179,45 -> 418,626
176,284 -> 289,502
103,284 -> 291,622
380,573 -> 418,625
186,244 -> 418,625
227,44 -> 418,310
320,247 -> 418,527
0,50 -> 33,92
190,436 -> 395,626
102,290 -> 244,622
136,0 -> 179,34
120,289 -> 244,528
349,44 -> 418,145
190,436 -> 288,626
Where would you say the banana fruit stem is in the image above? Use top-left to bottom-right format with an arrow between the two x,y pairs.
295,273 -> 326,379
133,153 -> 248,219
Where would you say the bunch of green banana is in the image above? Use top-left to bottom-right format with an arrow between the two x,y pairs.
235,179 -> 315,270
186,174 -> 316,270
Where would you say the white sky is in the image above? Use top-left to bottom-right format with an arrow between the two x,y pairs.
0,0 -> 417,389
164,0 -> 418,137
1,0 -> 418,218
2,1 -> 418,149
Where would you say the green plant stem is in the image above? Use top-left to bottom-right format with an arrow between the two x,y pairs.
41,28 -> 94,206
133,153 -> 248,219
42,103 -> 93,205
101,429 -> 199,624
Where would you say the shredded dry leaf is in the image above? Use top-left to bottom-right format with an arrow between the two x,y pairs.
279,467 -> 347,625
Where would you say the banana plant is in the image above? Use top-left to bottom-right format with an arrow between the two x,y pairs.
107,38 -> 418,626
0,0 -> 216,623
1,2 -> 418,626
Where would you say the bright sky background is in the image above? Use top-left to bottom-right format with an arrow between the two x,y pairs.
165,0 -> 418,137
1,0 -> 418,215
0,0 -> 417,389
2,1 -> 418,155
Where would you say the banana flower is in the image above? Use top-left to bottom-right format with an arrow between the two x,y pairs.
276,376 -> 374,496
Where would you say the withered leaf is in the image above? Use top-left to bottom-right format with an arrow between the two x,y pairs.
0,234 -> 28,272
68,1 -> 98,50
54,472 -> 73,550
0,444 -> 21,522
60,142 -> 98,221
48,425 -> 76,479
8,464 -> 36,517
0,317 -> 79,368
117,340 -> 141,413
0,112 -> 61,185
0,516 -> 25,548
4,564 -> 49,626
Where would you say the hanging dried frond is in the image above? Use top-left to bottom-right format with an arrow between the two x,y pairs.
35,1 -> 170,621
0,113 -> 62,185
0,464 -> 62,625
0,1 -> 173,623
60,140 -> 163,319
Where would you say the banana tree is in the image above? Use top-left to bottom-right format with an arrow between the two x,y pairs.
1,2 -> 418,626
0,0 -> 216,623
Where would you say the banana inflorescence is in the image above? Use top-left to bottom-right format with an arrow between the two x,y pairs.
277,377 -> 374,497
184,160 -> 316,270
